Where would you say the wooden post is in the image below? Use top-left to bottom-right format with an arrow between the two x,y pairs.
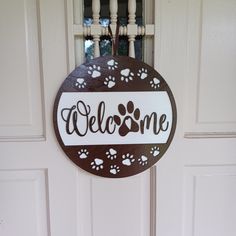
128,0 -> 137,58
109,0 -> 118,54
92,0 -> 101,57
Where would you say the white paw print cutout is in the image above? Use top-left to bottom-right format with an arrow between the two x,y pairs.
138,155 -> 148,166
150,146 -> 160,157
78,149 -> 89,159
75,78 -> 86,88
91,158 -> 104,170
122,153 -> 135,166
88,65 -> 101,78
120,68 -> 134,82
150,77 -> 160,89
137,68 -> 148,80
107,59 -> 118,70
104,76 -> 116,88
110,165 -> 120,175
106,148 -> 117,160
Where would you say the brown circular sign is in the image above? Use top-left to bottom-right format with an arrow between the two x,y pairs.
53,56 -> 177,178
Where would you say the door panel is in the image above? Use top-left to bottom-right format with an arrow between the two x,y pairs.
0,0 -> 44,140
155,0 -> 236,236
1,1 -> 75,236
0,170 -> 49,236
90,175 -> 150,236
184,166 -> 236,236
185,0 -> 236,137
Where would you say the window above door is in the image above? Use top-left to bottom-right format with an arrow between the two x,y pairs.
66,0 -> 155,70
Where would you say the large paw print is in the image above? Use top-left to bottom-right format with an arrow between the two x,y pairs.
110,165 -> 120,175
78,149 -> 89,159
120,68 -> 134,82
150,78 -> 160,89
91,158 -> 104,170
150,146 -> 160,157
122,153 -> 135,166
75,78 -> 86,88
138,155 -> 148,166
106,148 -> 117,160
88,65 -> 101,78
137,68 -> 148,80
107,59 -> 118,70
104,76 -> 116,88
114,101 -> 140,136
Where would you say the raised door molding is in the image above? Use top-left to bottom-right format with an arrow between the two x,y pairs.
0,169 -> 49,236
184,0 -> 236,138
90,172 -> 150,236
0,0 -> 45,141
183,165 -> 236,236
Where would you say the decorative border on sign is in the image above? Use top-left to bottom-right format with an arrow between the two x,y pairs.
73,57 -> 161,91
61,144 -> 165,178
53,56 -> 177,178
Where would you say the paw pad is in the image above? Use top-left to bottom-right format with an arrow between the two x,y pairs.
114,101 -> 140,136
150,146 -> 160,157
137,68 -> 148,80
138,155 -> 148,166
120,68 -> 134,82
122,153 -> 135,166
150,77 -> 160,89
88,65 -> 101,78
107,59 -> 118,70
91,158 -> 104,170
78,149 -> 89,159
75,78 -> 86,88
106,148 -> 117,160
110,165 -> 120,175
104,76 -> 116,88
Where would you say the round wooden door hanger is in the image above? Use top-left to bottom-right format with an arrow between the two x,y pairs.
53,56 -> 177,178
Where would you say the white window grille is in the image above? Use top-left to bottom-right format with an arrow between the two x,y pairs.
67,0 -> 155,69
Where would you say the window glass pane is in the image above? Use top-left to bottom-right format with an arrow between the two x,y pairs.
84,18 -> 112,62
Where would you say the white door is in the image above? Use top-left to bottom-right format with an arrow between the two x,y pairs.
0,1 -> 236,236
155,0 -> 236,235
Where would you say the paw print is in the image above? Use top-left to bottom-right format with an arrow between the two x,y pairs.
106,148 -> 117,160
114,101 -> 140,137
137,68 -> 148,80
107,59 -> 118,70
88,65 -> 101,78
150,78 -> 160,89
138,155 -> 148,166
91,158 -> 104,170
78,149 -> 89,159
104,76 -> 116,88
122,153 -> 135,166
120,68 -> 134,82
110,165 -> 120,175
150,146 -> 160,157
75,78 -> 86,88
